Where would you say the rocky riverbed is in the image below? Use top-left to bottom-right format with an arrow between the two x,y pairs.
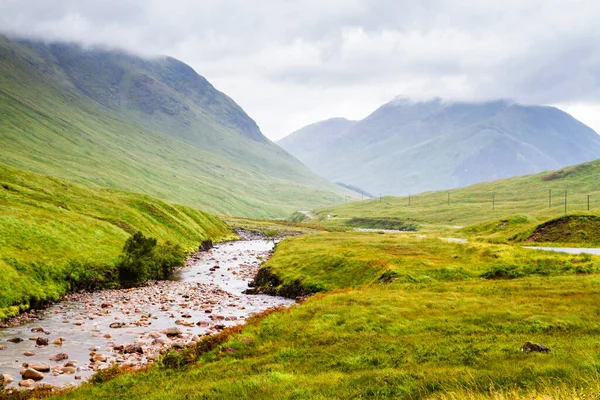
0,239 -> 294,391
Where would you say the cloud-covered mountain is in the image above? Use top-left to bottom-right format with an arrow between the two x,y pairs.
278,98 -> 600,195
0,35 -> 347,217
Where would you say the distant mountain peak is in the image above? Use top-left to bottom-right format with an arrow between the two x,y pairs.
279,98 -> 600,196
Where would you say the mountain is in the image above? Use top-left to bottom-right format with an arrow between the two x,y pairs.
278,98 -> 600,195
0,35 -> 348,218
277,118 -> 357,165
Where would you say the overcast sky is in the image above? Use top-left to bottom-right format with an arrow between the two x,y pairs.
2,0 -> 600,140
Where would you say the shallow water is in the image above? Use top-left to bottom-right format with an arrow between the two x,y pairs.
0,240 -> 294,389
522,246 -> 600,255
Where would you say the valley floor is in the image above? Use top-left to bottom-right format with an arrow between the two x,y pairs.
42,231 -> 600,400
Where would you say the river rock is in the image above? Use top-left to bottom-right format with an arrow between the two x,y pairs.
61,366 -> 76,374
23,351 -> 36,357
36,337 -> 49,346
163,327 -> 182,337
8,337 -> 23,343
30,326 -> 45,333
19,379 -> 35,388
91,354 -> 107,362
0,345 -> 6,350
110,322 -> 126,329
124,344 -> 143,354
21,368 -> 44,381
28,363 -> 51,372
50,337 -> 65,345
50,353 -> 69,361
64,360 -> 78,367
1,374 -> 13,386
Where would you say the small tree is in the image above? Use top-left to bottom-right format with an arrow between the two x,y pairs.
117,231 -> 158,287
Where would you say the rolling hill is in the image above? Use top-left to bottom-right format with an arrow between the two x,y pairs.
307,158 -> 600,228
0,35 -> 348,218
278,98 -> 600,196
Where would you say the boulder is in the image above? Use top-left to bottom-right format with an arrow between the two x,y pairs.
21,368 -> 44,381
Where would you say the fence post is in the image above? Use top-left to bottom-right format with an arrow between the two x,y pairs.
549,189 -> 552,208
564,190 -> 567,214
447,192 -> 450,206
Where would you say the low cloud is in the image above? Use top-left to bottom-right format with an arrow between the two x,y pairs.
2,0 -> 600,138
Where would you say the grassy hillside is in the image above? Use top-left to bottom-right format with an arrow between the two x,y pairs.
0,163 -> 233,320
310,159 -> 600,229
0,36 -> 349,218
51,232 -> 600,399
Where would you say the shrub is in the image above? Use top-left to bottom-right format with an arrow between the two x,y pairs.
116,232 -> 186,287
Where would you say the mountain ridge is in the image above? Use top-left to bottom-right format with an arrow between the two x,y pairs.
0,35 -> 349,217
278,98 -> 600,196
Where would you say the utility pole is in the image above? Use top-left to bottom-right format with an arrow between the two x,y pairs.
408,194 -> 411,207
588,194 -> 591,211
564,190 -> 567,214
492,193 -> 495,210
379,194 -> 382,203
361,193 -> 363,202
447,192 -> 450,206
549,189 -> 552,208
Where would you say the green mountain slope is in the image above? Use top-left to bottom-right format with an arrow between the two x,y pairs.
278,99 -> 600,196
310,159 -> 600,227
0,162 -> 233,320
0,35 -> 348,218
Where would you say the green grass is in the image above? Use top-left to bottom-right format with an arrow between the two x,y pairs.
0,163 -> 233,320
48,232 -> 600,399
0,36 -> 349,219
311,160 -> 600,229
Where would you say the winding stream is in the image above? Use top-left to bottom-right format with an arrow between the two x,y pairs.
0,240 -> 294,389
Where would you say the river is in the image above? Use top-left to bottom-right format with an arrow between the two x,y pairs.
0,240 -> 294,390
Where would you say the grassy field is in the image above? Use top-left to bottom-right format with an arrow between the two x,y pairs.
310,160 -> 600,228
0,163 -> 233,320
47,231 -> 600,399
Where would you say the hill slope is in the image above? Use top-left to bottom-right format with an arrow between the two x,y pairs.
311,159 -> 600,227
0,35 -> 348,218
278,99 -> 600,196
0,162 -> 233,320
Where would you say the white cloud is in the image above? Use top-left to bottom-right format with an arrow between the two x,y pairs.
2,0 -> 600,138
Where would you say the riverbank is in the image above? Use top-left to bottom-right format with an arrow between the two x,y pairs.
0,239 -> 294,393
